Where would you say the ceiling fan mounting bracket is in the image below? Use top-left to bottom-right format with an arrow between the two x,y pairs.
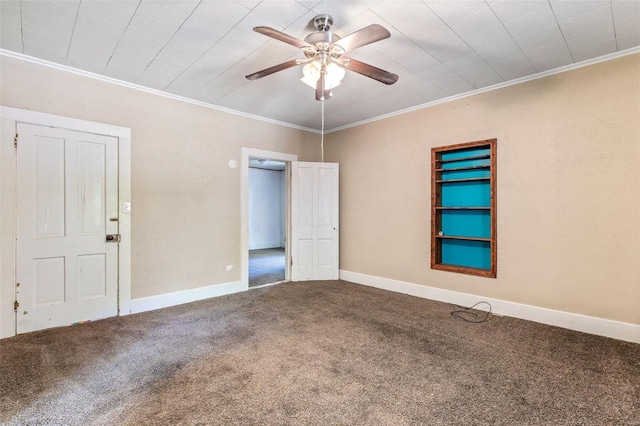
313,14 -> 333,32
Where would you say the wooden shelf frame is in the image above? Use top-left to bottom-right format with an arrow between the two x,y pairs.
431,138 -> 497,278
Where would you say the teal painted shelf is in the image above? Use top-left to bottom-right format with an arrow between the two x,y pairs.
436,164 -> 490,172
436,154 -> 490,163
436,235 -> 491,242
436,177 -> 490,183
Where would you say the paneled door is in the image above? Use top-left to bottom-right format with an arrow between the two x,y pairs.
16,123 -> 119,334
291,162 -> 339,281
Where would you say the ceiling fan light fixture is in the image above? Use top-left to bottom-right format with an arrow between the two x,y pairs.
248,16 -> 397,100
301,61 -> 345,90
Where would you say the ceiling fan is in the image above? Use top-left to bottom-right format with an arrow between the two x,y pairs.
246,15 -> 399,101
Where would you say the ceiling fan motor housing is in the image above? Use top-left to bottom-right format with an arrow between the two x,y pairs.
304,19 -> 345,62
304,31 -> 340,45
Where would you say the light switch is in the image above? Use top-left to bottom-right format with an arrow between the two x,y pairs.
122,202 -> 131,213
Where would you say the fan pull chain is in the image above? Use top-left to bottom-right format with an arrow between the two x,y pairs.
321,99 -> 325,163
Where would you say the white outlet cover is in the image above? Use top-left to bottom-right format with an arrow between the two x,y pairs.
122,202 -> 131,213
226,265 -> 234,271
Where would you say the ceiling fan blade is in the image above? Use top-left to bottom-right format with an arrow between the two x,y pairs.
246,59 -> 300,80
333,24 -> 390,53
344,58 -> 399,85
253,26 -> 311,49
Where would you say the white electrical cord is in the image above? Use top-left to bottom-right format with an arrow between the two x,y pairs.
321,99 -> 325,163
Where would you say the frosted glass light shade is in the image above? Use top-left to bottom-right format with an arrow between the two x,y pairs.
301,61 -> 345,90
325,63 -> 345,88
301,62 -> 321,88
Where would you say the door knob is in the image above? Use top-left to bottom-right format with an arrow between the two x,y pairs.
106,234 -> 121,242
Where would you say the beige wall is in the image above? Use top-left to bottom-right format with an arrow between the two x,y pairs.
325,54 -> 640,325
2,53 -> 638,328
0,56 -> 320,300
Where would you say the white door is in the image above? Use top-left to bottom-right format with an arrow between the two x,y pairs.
16,123 -> 119,334
291,162 -> 339,281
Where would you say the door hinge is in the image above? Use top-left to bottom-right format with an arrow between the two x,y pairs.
14,300 -> 19,312
290,256 -> 293,267
14,133 -> 18,148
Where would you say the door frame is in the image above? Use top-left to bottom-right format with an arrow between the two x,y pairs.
241,148 -> 297,289
0,106 -> 132,338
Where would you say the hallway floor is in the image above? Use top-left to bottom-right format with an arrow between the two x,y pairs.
249,248 -> 285,287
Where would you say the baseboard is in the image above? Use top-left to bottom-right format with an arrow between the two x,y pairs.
249,242 -> 283,250
340,270 -> 640,344
0,322 -> 14,340
130,281 -> 244,314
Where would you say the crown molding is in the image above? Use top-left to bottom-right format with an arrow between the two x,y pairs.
327,46 -> 640,133
0,49 -> 319,134
2,47 -> 638,134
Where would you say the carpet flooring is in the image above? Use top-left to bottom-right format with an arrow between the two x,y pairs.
249,248 -> 285,287
1,280 -> 638,425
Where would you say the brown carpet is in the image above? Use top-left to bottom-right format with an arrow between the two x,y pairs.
1,280 -> 638,425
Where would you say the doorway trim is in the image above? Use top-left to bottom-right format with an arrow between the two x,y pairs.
0,106 -> 132,338
241,148 -> 297,289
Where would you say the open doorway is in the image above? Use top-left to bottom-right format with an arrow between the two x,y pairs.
248,158 -> 287,287
241,148 -> 339,289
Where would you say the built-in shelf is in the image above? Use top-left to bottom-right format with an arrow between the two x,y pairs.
436,235 -> 491,242
435,154 -> 490,164
431,138 -> 496,278
435,164 -> 490,172
435,206 -> 490,210
436,177 -> 490,183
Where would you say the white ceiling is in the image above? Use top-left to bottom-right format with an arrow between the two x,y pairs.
1,0 -> 638,131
